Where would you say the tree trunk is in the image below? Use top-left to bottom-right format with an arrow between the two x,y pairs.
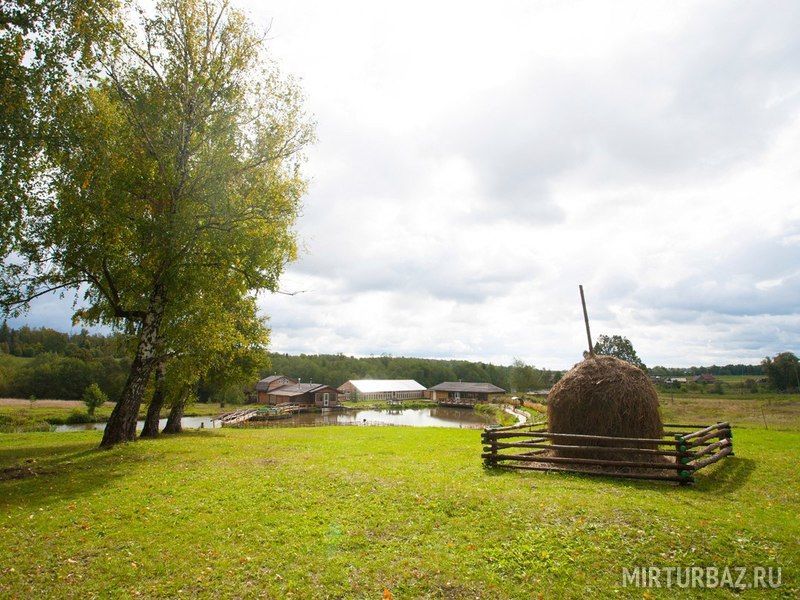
140,360 -> 166,438
162,398 -> 185,434
100,288 -> 165,448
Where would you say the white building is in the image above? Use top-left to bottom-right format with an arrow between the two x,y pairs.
337,379 -> 426,401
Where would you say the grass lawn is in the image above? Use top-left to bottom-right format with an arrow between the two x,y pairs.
1,421 -> 798,598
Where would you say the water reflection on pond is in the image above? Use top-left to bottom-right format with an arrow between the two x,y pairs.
256,407 -> 493,429
53,407 -> 493,432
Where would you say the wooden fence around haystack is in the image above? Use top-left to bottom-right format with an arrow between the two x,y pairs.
481,421 -> 733,485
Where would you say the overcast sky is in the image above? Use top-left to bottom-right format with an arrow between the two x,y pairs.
11,0 -> 800,369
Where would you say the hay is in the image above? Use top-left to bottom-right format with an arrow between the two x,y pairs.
547,355 -> 664,462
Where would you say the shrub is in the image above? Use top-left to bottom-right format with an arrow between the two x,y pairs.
81,383 -> 108,416
66,410 -> 94,424
474,403 -> 515,426
0,413 -> 52,433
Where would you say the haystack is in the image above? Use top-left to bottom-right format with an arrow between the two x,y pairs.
547,355 -> 664,462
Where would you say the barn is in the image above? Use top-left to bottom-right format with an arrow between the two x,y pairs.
428,381 -> 506,407
338,379 -> 426,401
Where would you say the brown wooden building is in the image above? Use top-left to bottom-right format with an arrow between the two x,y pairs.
255,375 -> 340,407
255,375 -> 298,404
428,382 -> 506,407
265,383 -> 341,407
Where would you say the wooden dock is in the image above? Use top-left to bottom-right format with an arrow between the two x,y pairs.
218,409 -> 259,425
218,405 -> 317,427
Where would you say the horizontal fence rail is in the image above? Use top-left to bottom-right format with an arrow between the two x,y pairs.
482,421 -> 733,485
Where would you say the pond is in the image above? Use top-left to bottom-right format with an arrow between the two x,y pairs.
252,406 -> 495,429
52,407 -> 495,432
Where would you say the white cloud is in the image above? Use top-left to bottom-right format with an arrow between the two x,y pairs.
10,0 -> 800,369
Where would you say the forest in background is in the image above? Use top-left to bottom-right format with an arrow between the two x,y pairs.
0,325 -> 776,401
0,324 -> 131,400
267,353 -> 560,390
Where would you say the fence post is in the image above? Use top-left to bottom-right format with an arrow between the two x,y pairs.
719,422 -> 734,456
482,428 -> 498,468
675,433 -> 694,486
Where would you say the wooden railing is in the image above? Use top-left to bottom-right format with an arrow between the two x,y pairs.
481,421 -> 733,485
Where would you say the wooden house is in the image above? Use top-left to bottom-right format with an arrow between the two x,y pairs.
255,375 -> 298,404
265,383 -> 341,408
428,381 -> 506,407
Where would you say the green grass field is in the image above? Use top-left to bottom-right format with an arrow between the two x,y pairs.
1,410 -> 798,598
659,395 -> 800,431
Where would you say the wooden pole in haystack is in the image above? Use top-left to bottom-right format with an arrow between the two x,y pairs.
579,285 -> 594,357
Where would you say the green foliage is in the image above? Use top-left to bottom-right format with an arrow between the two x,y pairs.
762,352 -> 800,392
265,353 -> 559,391
81,383 -> 108,416
473,403 -> 516,426
66,409 -> 94,424
0,0 -> 121,258
592,334 -> 646,370
509,358 -> 546,392
2,0 -> 314,444
209,383 -> 247,407
2,0 -> 313,327
650,363 -> 764,377
0,324 -> 130,359
0,352 -> 128,400
0,413 -> 51,433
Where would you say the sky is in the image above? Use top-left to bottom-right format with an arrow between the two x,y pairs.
10,0 -> 800,369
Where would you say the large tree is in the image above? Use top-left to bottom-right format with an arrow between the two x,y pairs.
510,358 -> 545,393
592,334 -> 647,371
141,290 -> 269,437
1,0 -> 313,446
762,352 -> 800,392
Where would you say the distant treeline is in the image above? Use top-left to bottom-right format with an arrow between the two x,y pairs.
266,353 -> 561,391
0,326 -> 562,398
0,323 -> 130,360
0,325 -> 780,400
649,364 -> 764,377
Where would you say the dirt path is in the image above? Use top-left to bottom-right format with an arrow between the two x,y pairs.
504,405 -> 529,425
